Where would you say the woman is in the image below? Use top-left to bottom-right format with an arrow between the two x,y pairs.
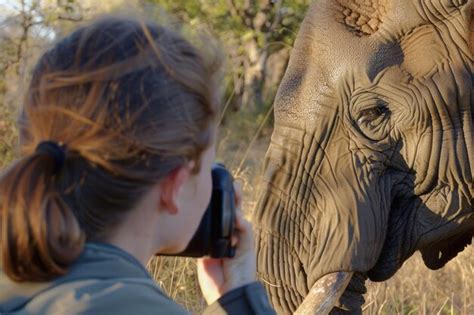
0,16 -> 275,314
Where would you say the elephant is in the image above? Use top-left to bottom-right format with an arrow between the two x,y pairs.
252,0 -> 473,314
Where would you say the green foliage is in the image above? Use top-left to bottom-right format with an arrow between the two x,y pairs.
143,0 -> 310,112
149,0 -> 309,49
170,2 -> 302,30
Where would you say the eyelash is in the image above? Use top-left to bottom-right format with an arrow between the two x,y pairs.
357,105 -> 390,125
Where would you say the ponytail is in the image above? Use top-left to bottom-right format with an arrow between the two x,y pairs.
0,153 -> 85,282
1,16 -> 223,282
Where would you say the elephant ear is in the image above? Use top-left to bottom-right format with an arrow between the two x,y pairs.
421,232 -> 473,270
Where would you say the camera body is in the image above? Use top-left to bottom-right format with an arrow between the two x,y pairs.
161,163 -> 236,258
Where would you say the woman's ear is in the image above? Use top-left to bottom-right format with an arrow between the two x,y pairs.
158,164 -> 192,214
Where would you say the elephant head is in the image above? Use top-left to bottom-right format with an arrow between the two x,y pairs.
253,0 -> 473,313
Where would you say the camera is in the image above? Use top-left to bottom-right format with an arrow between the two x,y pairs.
160,163 -> 236,258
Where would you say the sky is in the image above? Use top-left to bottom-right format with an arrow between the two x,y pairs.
0,0 -> 18,23
0,0 -> 17,13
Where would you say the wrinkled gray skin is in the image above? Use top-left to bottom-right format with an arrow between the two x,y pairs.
253,0 -> 473,314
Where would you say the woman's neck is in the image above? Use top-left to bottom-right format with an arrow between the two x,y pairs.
104,191 -> 162,266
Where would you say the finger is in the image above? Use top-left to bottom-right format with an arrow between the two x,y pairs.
197,257 -> 224,274
231,234 -> 239,247
233,178 -> 244,191
235,217 -> 254,243
233,180 -> 243,208
197,257 -> 225,297
234,212 -> 248,232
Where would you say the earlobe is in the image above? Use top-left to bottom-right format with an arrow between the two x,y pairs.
158,166 -> 191,215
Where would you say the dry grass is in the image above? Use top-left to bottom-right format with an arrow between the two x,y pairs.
147,257 -> 205,314
148,193 -> 473,315
148,208 -> 473,315
148,116 -> 474,314
146,113 -> 271,315
364,247 -> 473,315
2,5 -> 470,311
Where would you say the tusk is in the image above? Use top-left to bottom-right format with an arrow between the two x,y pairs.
294,271 -> 353,315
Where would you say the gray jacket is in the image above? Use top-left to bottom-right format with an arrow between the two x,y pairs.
0,243 -> 275,314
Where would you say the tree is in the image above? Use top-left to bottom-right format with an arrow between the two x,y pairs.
0,0 -> 128,165
141,0 -> 310,112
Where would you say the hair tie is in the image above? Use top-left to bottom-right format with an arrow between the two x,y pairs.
35,141 -> 66,174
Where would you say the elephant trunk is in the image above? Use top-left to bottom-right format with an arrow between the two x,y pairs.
254,118 -> 392,314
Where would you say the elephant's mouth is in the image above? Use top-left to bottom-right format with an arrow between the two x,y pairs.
367,185 -> 474,281
309,183 -> 474,314
296,195 -> 412,313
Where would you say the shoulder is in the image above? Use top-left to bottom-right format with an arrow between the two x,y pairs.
30,278 -> 189,315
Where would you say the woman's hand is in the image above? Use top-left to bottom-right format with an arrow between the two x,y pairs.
196,182 -> 256,305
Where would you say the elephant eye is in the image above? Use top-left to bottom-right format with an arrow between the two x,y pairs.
354,100 -> 391,141
357,101 -> 390,126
